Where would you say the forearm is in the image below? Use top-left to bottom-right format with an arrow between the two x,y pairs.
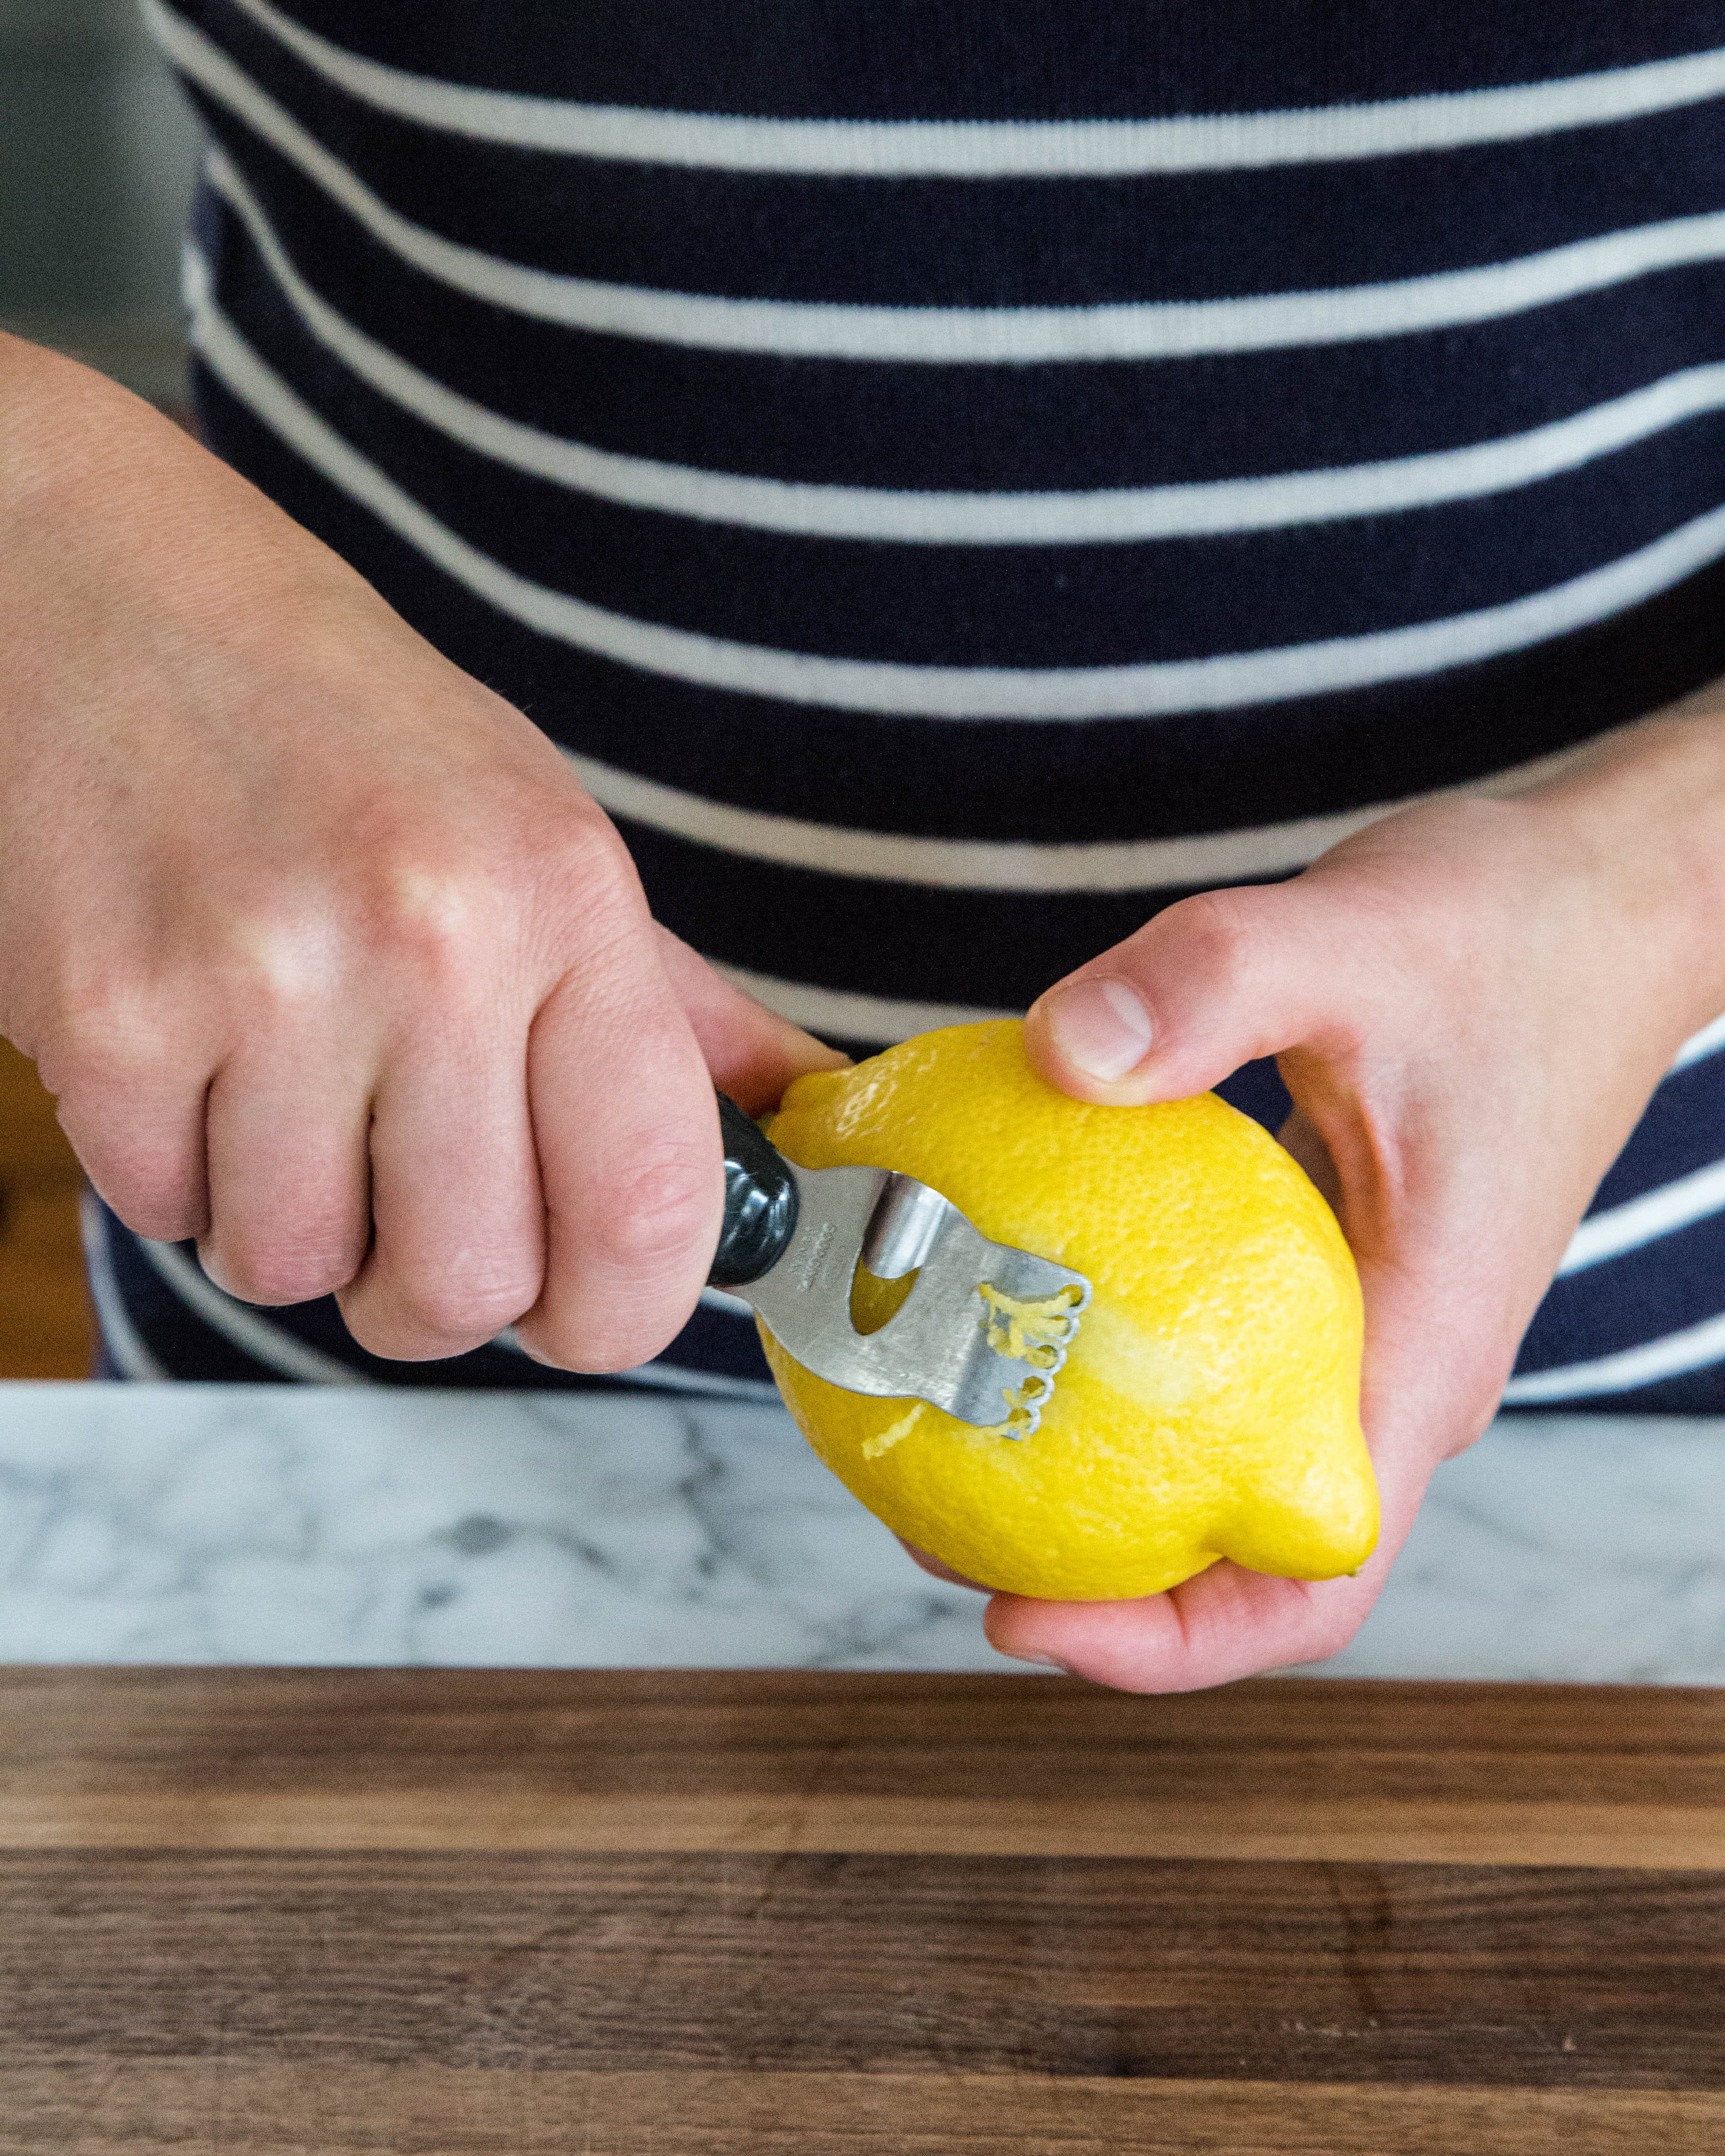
1515,688 -> 1725,1063
0,331 -> 397,721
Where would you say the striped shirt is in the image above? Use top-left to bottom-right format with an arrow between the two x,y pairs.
96,0 -> 1725,1408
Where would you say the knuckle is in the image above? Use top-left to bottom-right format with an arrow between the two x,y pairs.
67,1124 -> 204,1247
365,863 -> 497,987
533,849 -> 649,977
520,1301 -> 677,1377
563,818 -> 641,912
38,994 -> 210,1240
357,791 -> 636,966
203,1227 -> 359,1307
100,1172 -> 206,1246
218,912 -> 355,1028
1161,888 -> 1259,992
386,1260 -> 540,1346
302,803 -> 505,985
586,1150 -> 720,1281
521,1145 -> 719,1373
43,985 -> 175,1100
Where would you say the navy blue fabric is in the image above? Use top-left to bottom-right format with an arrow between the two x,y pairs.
187,155 -> 1725,496
181,89 -> 1725,304
170,349 -> 1725,852
100,1 -> 1725,1409
1589,1052 -> 1725,1208
188,0 -> 1725,120
173,220 -> 1725,663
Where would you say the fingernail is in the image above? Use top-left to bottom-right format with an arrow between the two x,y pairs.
1002,1648 -> 1070,1671
1041,976 -> 1154,1082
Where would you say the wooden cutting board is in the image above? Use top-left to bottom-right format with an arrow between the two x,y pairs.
0,1667 -> 1720,2152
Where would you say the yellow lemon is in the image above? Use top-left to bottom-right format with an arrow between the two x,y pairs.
760,1019 -> 1377,1601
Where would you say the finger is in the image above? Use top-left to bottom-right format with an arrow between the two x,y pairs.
985,1566 -> 1383,1692
896,1536 -> 990,1591
653,925 -> 849,1113
1023,883 -> 1368,1107
337,1004 -> 544,1361
200,1036 -> 374,1304
44,1017 -> 212,1243
515,916 -> 724,1375
983,1416 -> 1436,1691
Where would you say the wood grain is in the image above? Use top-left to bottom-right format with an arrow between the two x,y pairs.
0,1037 -> 90,1380
3,1788 -> 1720,1867
2,1670 -> 1721,2149
1,1668 -> 1721,1868
2,2067 -> 1719,2156
1,1849 -> 1721,2088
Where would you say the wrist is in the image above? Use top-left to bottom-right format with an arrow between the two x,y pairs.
1517,699 -> 1725,1055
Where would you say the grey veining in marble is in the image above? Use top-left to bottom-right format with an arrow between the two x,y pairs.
0,1383 -> 1720,1680
0,1385 -> 1008,1670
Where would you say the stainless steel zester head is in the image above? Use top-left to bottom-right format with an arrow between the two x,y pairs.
708,1095 -> 1091,1436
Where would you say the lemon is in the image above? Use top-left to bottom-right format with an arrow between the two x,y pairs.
760,1020 -> 1377,1601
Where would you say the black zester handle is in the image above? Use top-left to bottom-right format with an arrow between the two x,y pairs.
708,1092 -> 801,1288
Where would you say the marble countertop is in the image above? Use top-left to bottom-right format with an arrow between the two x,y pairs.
0,1382 -> 1719,1681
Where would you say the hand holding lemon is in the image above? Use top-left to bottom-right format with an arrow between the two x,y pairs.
764,769 -> 1723,1693
763,1020 -> 1377,1602
992,783 -> 1717,1689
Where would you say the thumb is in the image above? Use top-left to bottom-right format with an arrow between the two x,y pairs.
1024,885 -> 1362,1106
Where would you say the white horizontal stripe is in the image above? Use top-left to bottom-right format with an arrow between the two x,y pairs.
212,0 -> 1725,174
563,740 -> 1595,892
208,148 -> 1725,548
1673,1011 -> 1725,1070
1558,1157 -> 1725,1276
138,1234 -> 372,1384
714,963 -> 1016,1045
179,277 -> 1725,724
1501,1309 -> 1725,1403
155,4 -> 1725,363
79,1192 -> 170,1381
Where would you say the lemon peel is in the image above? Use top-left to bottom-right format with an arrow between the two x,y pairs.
862,1402 -> 925,1460
761,1020 -> 1377,1602
977,1280 -> 1083,1369
967,1281 -> 1088,1439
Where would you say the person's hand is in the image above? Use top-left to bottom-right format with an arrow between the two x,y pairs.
958,707 -> 1725,1688
0,335 -> 840,1367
